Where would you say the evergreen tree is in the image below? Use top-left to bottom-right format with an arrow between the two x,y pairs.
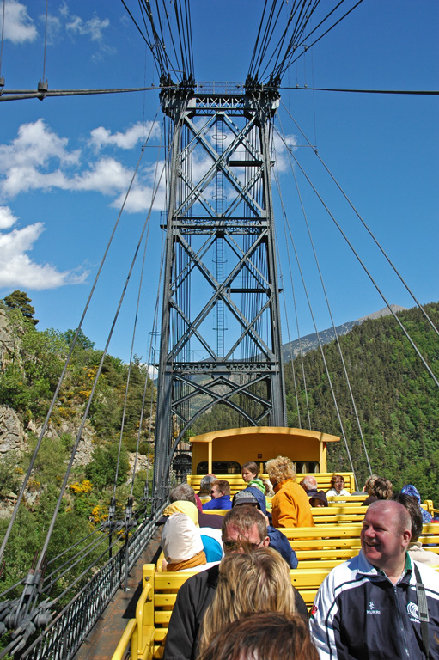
3,290 -> 38,325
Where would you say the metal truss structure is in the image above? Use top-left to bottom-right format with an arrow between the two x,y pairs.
154,83 -> 286,492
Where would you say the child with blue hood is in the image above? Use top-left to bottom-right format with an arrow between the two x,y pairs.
401,484 -> 432,522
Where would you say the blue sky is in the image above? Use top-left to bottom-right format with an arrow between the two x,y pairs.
0,1 -> 437,363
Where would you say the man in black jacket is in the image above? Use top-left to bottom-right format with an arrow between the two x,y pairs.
164,505 -> 307,660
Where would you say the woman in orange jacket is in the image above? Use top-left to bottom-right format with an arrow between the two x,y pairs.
266,455 -> 315,528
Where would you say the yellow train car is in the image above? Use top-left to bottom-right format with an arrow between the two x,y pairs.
189,425 -> 340,475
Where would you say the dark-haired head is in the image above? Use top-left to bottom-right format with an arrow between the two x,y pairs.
198,611 -> 318,660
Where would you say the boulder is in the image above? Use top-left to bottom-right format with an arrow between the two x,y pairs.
0,406 -> 25,454
0,309 -> 19,368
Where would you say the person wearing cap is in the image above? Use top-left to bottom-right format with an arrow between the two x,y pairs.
401,484 -> 433,523
236,482 -> 267,513
232,491 -> 298,569
164,506 -> 307,660
309,491 -> 328,508
393,492 -> 439,567
300,476 -> 328,507
161,513 -> 208,572
161,498 -> 223,564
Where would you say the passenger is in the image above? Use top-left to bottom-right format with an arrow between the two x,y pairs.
300,475 -> 318,493
169,483 -> 223,529
309,491 -> 328,508
164,492 -> 223,561
198,548 -> 299,657
326,473 -> 351,498
300,476 -> 328,507
310,500 -> 439,658
198,611 -> 318,660
394,492 -> 439,566
234,480 -> 266,513
161,513 -> 207,572
265,455 -> 314,528
401,484 -> 433,522
163,499 -> 199,526
241,460 -> 265,493
232,492 -> 298,568
351,473 -> 379,496
363,476 -> 393,505
164,505 -> 307,660
198,474 -> 217,502
202,480 -> 232,510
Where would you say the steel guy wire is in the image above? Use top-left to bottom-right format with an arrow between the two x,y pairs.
281,99 -> 439,340
276,122 -> 372,474
279,133 -> 439,390
0,108 -> 161,569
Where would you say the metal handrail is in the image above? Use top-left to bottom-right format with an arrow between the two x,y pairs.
112,618 -> 137,660
135,580 -> 152,658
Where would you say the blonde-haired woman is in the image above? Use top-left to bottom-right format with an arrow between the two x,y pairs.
198,547 -> 307,656
266,455 -> 314,528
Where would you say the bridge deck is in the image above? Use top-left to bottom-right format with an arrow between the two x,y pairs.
74,529 -> 162,660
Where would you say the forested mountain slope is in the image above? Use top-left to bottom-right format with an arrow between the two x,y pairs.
0,293 -> 156,597
190,303 -> 439,499
285,302 -> 439,499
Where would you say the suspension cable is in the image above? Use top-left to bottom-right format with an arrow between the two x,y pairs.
283,224 -> 312,431
131,231 -> 166,498
283,199 -> 357,484
282,296 -> 302,428
112,159 -> 162,498
41,0 -> 48,84
0,0 -> 5,81
286,0 -> 365,73
0,110 -> 161,569
281,100 -> 439,339
278,131 -> 439,390
276,127 -> 372,474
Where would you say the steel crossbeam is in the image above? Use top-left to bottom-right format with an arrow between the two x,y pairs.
154,84 -> 285,486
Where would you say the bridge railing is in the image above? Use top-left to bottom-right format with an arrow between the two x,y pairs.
21,503 -> 166,660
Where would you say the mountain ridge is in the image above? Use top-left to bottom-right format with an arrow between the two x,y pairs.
282,304 -> 406,362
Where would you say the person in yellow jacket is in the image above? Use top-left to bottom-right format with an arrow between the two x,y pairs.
266,455 -> 315,528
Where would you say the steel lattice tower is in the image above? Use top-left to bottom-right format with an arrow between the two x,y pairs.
154,83 -> 286,493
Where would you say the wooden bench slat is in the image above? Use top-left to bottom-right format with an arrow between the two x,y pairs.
155,612 -> 173,625
296,548 -> 359,560
155,595 -> 178,607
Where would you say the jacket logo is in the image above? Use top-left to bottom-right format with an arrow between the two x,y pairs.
367,601 -> 381,615
407,602 -> 419,621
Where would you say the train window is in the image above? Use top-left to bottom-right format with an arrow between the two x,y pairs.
196,461 -> 241,475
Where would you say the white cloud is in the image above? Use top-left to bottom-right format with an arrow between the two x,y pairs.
0,120 -> 165,211
0,119 -> 79,197
90,121 -> 161,151
112,184 -> 166,214
3,1 -> 37,43
0,119 -> 78,171
273,131 -> 297,172
65,12 -> 109,41
44,14 -> 62,45
71,158 -> 132,194
0,209 -> 87,290
0,206 -> 16,229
